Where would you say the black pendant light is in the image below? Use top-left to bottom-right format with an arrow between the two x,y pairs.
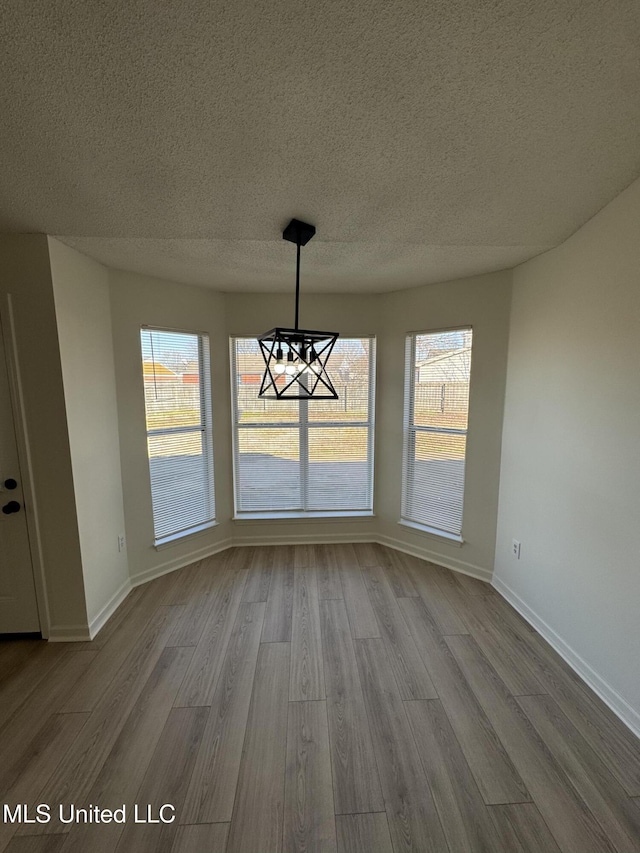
258,219 -> 339,400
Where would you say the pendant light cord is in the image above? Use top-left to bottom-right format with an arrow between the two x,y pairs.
294,238 -> 301,331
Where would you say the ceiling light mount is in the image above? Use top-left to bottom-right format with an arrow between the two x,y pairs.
282,218 -> 316,246
258,218 -> 339,400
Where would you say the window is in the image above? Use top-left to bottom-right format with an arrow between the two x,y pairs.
141,327 -> 215,543
402,328 -> 472,539
231,337 -> 375,515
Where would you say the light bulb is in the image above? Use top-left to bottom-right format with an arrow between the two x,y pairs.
274,363 -> 285,374
285,351 -> 296,375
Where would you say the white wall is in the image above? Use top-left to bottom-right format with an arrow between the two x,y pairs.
109,270 -> 233,582
49,239 -> 129,630
0,235 -> 88,637
378,272 -> 512,577
495,177 -> 640,732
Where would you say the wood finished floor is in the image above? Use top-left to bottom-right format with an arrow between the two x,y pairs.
1,543 -> 640,853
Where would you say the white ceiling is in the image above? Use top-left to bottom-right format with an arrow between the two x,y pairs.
2,1 -> 640,293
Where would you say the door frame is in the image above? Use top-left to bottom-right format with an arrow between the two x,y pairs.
1,294 -> 50,637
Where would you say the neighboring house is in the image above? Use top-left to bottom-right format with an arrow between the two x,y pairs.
416,347 -> 471,384
142,360 -> 178,381
236,352 -> 266,385
181,360 -> 200,385
415,347 -> 471,414
143,360 -> 198,407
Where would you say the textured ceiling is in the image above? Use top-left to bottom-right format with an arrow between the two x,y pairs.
2,1 -> 640,292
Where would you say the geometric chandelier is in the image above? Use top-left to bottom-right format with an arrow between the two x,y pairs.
258,218 -> 339,400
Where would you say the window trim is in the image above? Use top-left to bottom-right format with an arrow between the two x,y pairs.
155,520 -> 219,550
230,335 -> 376,517
401,325 -> 472,539
233,511 -> 375,523
397,519 -> 464,546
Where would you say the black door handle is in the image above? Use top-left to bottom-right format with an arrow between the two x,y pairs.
4,479 -> 17,490
2,501 -> 21,514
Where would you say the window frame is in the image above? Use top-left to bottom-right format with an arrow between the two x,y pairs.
141,324 -> 216,545
401,325 -> 472,542
230,335 -> 376,518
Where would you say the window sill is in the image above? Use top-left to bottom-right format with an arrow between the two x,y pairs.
155,520 -> 219,550
398,519 -> 464,547
233,511 -> 375,524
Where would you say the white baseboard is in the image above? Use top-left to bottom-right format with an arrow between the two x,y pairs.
87,577 -> 132,640
48,623 -> 92,642
127,531 -> 490,594
129,537 -> 233,588
377,533 -> 492,582
232,531 -> 377,547
50,529 -> 489,643
492,576 -> 640,741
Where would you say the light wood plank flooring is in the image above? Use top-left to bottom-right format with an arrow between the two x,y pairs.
1,543 -> 640,853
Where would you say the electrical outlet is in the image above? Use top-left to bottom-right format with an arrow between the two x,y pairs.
118,534 -> 125,552
512,539 -> 521,559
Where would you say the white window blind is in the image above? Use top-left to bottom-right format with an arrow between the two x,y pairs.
141,328 -> 215,543
402,328 -> 472,537
231,337 -> 375,515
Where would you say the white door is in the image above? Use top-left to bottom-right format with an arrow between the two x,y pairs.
0,309 -> 40,633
